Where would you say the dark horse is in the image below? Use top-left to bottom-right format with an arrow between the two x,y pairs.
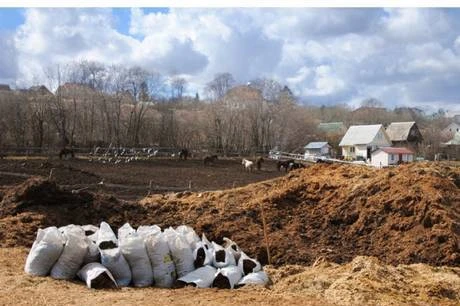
203,155 -> 218,166
288,161 -> 305,171
256,157 -> 264,170
179,149 -> 189,160
59,148 -> 74,160
277,159 -> 294,172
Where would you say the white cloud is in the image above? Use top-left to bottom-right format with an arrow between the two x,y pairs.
3,7 -> 460,112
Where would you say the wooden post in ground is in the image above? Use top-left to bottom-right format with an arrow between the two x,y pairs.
188,180 -> 192,190
48,168 -> 54,181
147,180 -> 153,196
260,201 -> 272,265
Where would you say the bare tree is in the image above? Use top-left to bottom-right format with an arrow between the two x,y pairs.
205,73 -> 235,100
170,76 -> 187,100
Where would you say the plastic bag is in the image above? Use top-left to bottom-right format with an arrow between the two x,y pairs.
223,237 -> 242,262
193,241 -> 213,268
82,224 -> 99,242
177,265 -> 217,288
164,227 -> 194,278
212,242 -> 236,268
238,251 -> 262,275
137,225 -> 161,240
97,222 -> 132,287
236,271 -> 269,288
118,223 -> 153,287
175,225 -> 200,250
145,232 -> 176,288
50,231 -> 88,279
201,233 -> 213,251
24,226 -> 65,276
77,263 -> 118,289
82,237 -> 100,265
212,266 -> 242,289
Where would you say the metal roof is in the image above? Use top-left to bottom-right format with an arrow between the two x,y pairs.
304,142 -> 329,149
376,147 -> 414,154
385,122 -> 416,142
339,124 -> 384,146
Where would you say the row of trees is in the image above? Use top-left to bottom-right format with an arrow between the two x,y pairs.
0,60 -> 455,157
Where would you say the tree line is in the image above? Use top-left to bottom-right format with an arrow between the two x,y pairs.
0,61 -> 454,158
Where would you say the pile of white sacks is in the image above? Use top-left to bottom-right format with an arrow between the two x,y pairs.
24,222 -> 269,289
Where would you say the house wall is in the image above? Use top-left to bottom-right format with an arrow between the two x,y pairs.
320,146 -> 330,155
342,146 -> 355,159
304,148 -> 321,157
372,151 -> 414,167
371,151 -> 389,167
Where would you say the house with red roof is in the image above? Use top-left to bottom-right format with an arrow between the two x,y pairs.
371,147 -> 414,168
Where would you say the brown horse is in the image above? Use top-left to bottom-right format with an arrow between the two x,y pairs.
256,157 -> 264,170
203,155 -> 218,166
59,148 -> 74,160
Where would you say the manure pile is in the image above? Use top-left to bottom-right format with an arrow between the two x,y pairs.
0,162 -> 458,267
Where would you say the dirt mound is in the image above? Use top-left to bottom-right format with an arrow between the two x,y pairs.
268,256 -> 460,305
138,162 -> 459,266
0,162 -> 459,267
0,177 -> 147,247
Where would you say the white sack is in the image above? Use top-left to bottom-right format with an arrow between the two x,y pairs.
82,237 -> 100,265
236,271 -> 269,287
175,225 -> 200,250
177,265 -> 217,288
212,242 -> 236,268
137,225 -> 161,240
77,263 -> 118,289
50,232 -> 88,279
193,241 -> 213,268
24,227 -> 65,276
164,227 -> 194,278
82,224 -> 99,242
118,224 -> 153,287
223,237 -> 242,262
201,233 -> 213,251
212,266 -> 242,289
238,251 -> 262,275
97,222 -> 132,287
145,232 -> 176,288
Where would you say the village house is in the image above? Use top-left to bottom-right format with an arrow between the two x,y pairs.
339,124 -> 392,160
385,121 -> 423,149
441,122 -> 460,140
371,147 -> 414,168
304,142 -> 331,158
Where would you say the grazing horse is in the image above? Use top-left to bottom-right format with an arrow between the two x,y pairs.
242,159 -> 254,172
59,148 -> 74,160
287,161 -> 305,171
179,149 -> 189,160
277,159 -> 294,172
256,157 -> 264,170
203,155 -> 218,166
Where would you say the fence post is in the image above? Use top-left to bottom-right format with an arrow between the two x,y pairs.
188,180 -> 192,190
48,168 -> 54,181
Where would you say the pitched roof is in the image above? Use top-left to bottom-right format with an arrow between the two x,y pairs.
385,122 -> 416,142
376,147 -> 414,154
445,131 -> 460,145
304,142 -> 329,149
339,124 -> 384,146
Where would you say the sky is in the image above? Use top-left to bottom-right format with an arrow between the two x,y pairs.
0,7 -> 460,114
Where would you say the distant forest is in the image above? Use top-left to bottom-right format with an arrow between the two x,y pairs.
0,61 -> 456,159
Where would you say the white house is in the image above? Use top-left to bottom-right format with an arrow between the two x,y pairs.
371,147 -> 414,168
304,142 -> 331,158
441,122 -> 460,139
339,124 -> 392,160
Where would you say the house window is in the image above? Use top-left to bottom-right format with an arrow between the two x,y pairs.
390,154 -> 394,161
350,147 -> 355,153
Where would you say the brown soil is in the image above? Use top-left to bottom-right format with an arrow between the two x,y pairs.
0,158 -> 284,199
0,162 -> 458,269
1,248 -> 459,306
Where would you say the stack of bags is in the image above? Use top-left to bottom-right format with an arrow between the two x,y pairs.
24,222 -> 269,289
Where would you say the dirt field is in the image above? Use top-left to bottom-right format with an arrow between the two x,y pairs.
1,248 -> 459,306
0,159 -> 459,305
0,157 -> 285,199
